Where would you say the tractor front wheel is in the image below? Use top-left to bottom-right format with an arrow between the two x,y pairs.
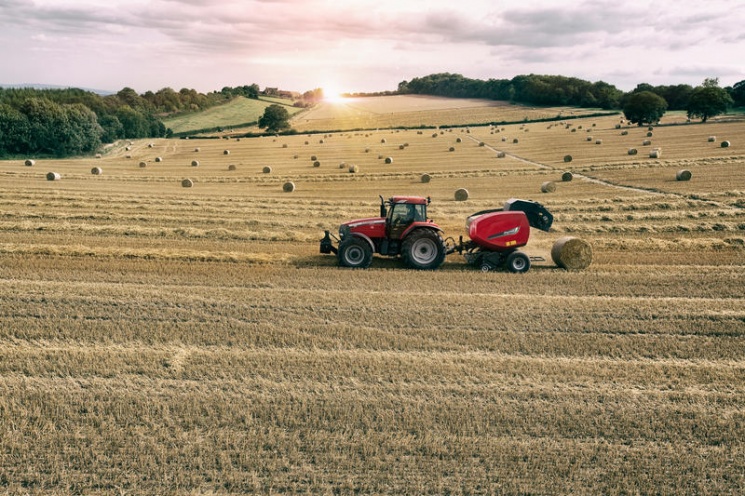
402,229 -> 446,270
338,237 -> 373,268
505,250 -> 531,273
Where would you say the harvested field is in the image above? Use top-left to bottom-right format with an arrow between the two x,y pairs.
0,100 -> 744,494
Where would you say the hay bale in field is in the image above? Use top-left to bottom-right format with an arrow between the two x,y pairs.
551,236 -> 592,270
24,159 -> 35,166
148,143 -> 154,148
381,138 -> 386,143
125,146 -> 131,151
586,136 -> 593,142
512,138 -> 519,144
721,140 -> 731,148
643,140 -> 652,146
421,173 -> 431,183
561,172 -> 573,182
283,181 -> 296,192
194,147 -> 200,152
628,148 -> 638,155
339,162 -> 346,169
454,188 -> 469,201
348,164 -> 359,173
262,166 -> 272,173
228,164 -> 237,171
432,133 -> 438,138
456,137 -> 462,143
139,161 -> 147,168
313,160 -> 321,167
647,131 -> 653,137
621,130 -> 629,136
541,181 -> 556,193
399,144 -> 405,150
155,156 -> 163,162
497,151 -> 506,158
384,156 -> 393,164
449,146 -> 455,152
708,136 -> 716,142
181,178 -> 194,188
91,167 -> 103,175
191,160 -> 199,167
46,172 -> 61,181
563,155 -> 573,163
311,155 -> 317,161
595,139 -> 603,145
223,150 -> 230,155
125,155 -> 132,159
649,148 -> 662,158
479,141 -> 485,146
676,169 -> 692,181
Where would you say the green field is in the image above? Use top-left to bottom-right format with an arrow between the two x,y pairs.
162,96 -> 302,135
1,97 -> 744,494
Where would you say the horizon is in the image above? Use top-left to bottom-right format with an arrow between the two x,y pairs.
0,0 -> 743,95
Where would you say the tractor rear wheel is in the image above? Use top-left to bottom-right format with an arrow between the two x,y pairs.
338,237 -> 373,268
505,250 -> 530,273
402,229 -> 446,270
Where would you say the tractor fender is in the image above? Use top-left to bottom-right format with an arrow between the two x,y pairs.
400,222 -> 443,240
350,232 -> 376,253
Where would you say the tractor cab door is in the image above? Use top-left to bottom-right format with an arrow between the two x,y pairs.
387,203 -> 425,240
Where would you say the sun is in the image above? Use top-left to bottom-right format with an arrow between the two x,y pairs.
322,84 -> 346,103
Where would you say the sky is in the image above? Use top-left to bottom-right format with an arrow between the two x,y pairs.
0,0 -> 743,96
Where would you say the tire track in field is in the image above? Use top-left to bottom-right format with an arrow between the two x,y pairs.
469,135 -> 665,197
469,136 -> 745,211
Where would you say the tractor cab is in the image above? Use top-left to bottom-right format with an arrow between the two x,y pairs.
384,196 -> 429,240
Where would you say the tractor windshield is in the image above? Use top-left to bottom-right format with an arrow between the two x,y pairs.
389,203 -> 425,226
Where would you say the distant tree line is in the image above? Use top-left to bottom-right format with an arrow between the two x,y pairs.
398,73 -> 745,114
0,83 -> 283,157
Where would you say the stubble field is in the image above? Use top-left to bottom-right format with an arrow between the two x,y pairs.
1,96 -> 744,494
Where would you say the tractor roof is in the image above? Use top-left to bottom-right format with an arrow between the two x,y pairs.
389,196 -> 429,205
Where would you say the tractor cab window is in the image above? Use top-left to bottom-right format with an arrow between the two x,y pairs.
390,203 -> 425,226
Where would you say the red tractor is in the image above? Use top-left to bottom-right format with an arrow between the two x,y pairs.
320,195 -> 553,272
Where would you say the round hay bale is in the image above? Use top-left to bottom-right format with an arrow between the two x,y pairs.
421,173 -> 431,183
339,162 -> 346,169
194,147 -> 200,152
91,167 -> 103,175
621,130 -> 629,136
310,155 -> 317,161
552,237 -> 592,270
147,143 -> 154,148
456,137 -> 462,143
381,138 -> 386,143
479,141 -> 485,146
512,138 -> 519,144
449,147 -> 455,152
228,164 -> 237,171
283,181 -> 296,192
586,136 -> 593,142
24,159 -> 35,167
191,160 -> 199,167
647,131 -> 653,137
628,148 -> 638,155
155,156 -> 163,162
125,146 -> 131,151
125,155 -> 132,159
46,172 -> 61,181
642,140 -> 652,146
282,143 -> 288,148
561,171 -> 573,182
384,157 -> 393,164
454,188 -> 469,201
262,166 -> 272,173
541,181 -> 556,193
721,140 -> 731,148
139,161 -> 147,168
348,164 -> 359,173
563,155 -> 573,163
708,136 -> 716,142
595,139 -> 603,145
649,149 -> 662,159
497,151 -> 506,158
313,160 -> 321,167
181,178 -> 194,188
399,144 -> 405,150
223,150 -> 230,155
676,169 -> 692,181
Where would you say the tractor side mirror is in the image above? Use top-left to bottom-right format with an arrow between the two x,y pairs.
379,195 -> 387,217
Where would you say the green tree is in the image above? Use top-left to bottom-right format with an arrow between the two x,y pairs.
731,80 -> 745,107
623,91 -> 667,125
258,104 -> 291,133
687,80 -> 734,122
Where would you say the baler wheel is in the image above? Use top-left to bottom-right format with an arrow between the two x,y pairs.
402,229 -> 446,270
505,251 -> 531,273
338,237 -> 373,268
